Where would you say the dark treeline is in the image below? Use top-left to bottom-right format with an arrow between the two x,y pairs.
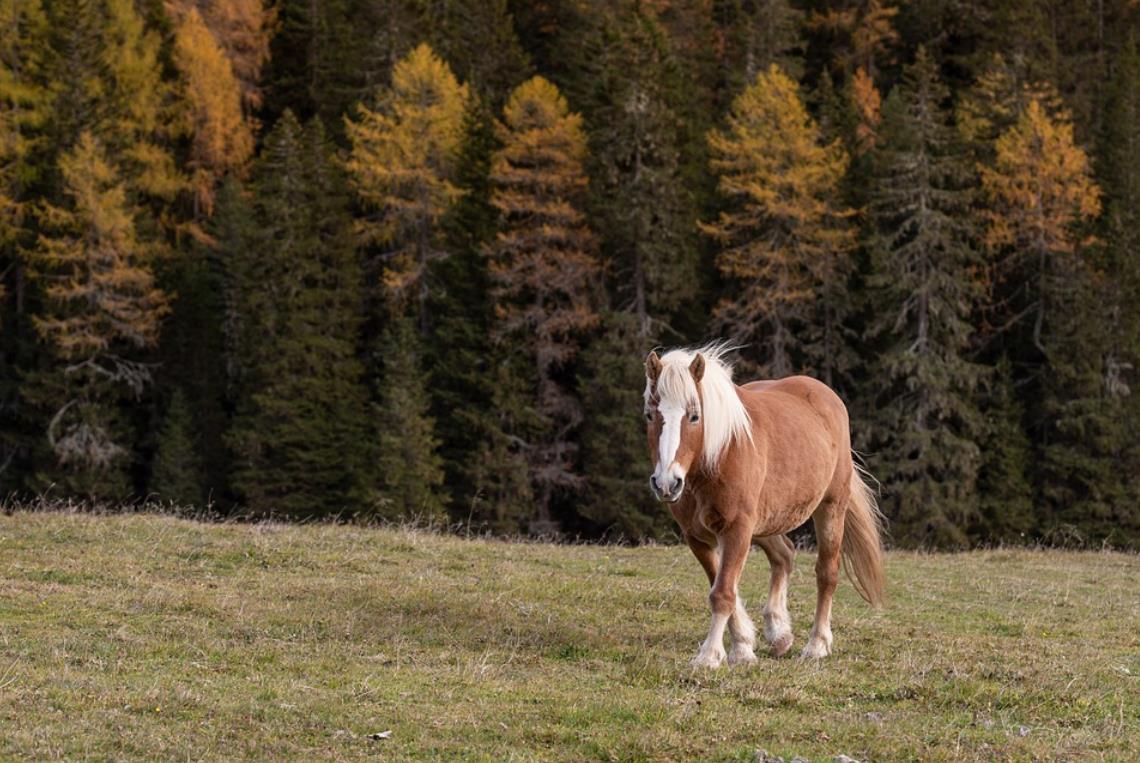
2,0 -> 1138,548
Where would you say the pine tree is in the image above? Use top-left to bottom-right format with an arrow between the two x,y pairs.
973,356 -> 1036,543
427,107 -> 501,517
714,0 -> 804,87
425,0 -> 530,104
586,8 -> 698,336
486,75 -> 600,532
374,315 -> 447,522
345,43 -> 469,328
149,386 -> 202,506
577,310 -> 668,540
865,48 -> 986,547
703,64 -> 855,379
1095,34 -> 1140,544
225,113 -> 372,518
24,132 -> 170,496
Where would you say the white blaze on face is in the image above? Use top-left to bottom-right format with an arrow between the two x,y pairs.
654,401 -> 687,487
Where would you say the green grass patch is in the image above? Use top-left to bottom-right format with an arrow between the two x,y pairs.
0,512 -> 1136,761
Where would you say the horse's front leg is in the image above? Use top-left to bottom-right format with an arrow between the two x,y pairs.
692,524 -> 754,669
684,533 -> 757,667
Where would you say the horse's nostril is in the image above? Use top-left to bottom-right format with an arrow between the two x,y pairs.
650,475 -> 659,491
673,478 -> 684,494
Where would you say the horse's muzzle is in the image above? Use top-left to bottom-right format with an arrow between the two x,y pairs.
650,474 -> 685,503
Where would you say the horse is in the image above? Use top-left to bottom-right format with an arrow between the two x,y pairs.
643,343 -> 885,665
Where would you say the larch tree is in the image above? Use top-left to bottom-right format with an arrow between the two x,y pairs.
979,99 -> 1101,355
171,6 -> 255,215
1,0 -> 50,317
808,0 -> 899,79
224,113 -> 373,518
24,132 -> 169,496
485,75 -> 600,532
166,0 -> 274,112
980,98 -> 1107,540
345,42 -> 469,329
703,64 -> 855,380
865,48 -> 986,547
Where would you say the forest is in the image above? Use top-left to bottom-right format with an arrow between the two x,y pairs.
0,0 -> 1138,549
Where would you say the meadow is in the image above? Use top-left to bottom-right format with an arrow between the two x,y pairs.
0,509 -> 1135,761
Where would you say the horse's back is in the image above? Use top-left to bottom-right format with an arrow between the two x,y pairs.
740,375 -> 849,425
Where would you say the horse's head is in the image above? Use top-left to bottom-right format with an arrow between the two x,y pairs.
644,350 -> 706,503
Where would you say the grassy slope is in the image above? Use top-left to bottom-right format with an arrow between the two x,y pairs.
0,513 -> 1136,761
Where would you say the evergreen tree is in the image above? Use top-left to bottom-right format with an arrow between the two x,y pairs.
703,64 -> 855,380
577,310 -> 667,540
374,315 -> 447,522
425,0 -> 530,104
865,48 -> 985,547
973,356 -> 1036,543
225,113 -> 372,518
265,0 -> 420,125
345,43 -> 470,330
427,108 -> 501,516
486,76 -> 600,532
149,386 -> 202,506
716,0 -> 804,86
585,8 -> 698,336
24,132 -> 170,496
1095,34 -> 1140,544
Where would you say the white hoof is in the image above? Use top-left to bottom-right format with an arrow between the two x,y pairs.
727,643 -> 758,666
690,645 -> 726,669
800,636 -> 832,659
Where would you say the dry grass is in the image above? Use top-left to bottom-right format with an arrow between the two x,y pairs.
0,510 -> 1136,761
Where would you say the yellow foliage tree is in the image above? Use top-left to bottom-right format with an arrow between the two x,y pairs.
344,43 -> 469,319
851,66 -> 881,155
486,75 -> 600,526
703,65 -> 855,377
28,132 -> 170,478
810,0 -> 899,77
166,0 -> 274,110
172,6 -> 255,214
980,100 -> 1101,347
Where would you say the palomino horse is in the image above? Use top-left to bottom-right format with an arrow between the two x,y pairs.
644,344 -> 885,665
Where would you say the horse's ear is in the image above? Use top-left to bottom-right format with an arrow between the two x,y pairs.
689,353 -> 706,383
645,351 -> 663,383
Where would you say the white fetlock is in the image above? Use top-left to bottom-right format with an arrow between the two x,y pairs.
690,643 -> 726,669
727,642 -> 758,666
800,627 -> 833,659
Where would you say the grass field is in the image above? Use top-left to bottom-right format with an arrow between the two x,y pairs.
0,510 -> 1136,761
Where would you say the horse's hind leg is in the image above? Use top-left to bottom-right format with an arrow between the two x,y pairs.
683,533 -> 756,667
757,534 -> 795,657
803,501 -> 843,658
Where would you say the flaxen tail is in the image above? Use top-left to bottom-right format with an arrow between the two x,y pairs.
842,463 -> 886,607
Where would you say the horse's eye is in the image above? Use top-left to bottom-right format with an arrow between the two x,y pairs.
645,412 -> 653,422
689,413 -> 700,424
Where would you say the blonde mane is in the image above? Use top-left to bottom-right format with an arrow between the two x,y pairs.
645,343 -> 753,470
